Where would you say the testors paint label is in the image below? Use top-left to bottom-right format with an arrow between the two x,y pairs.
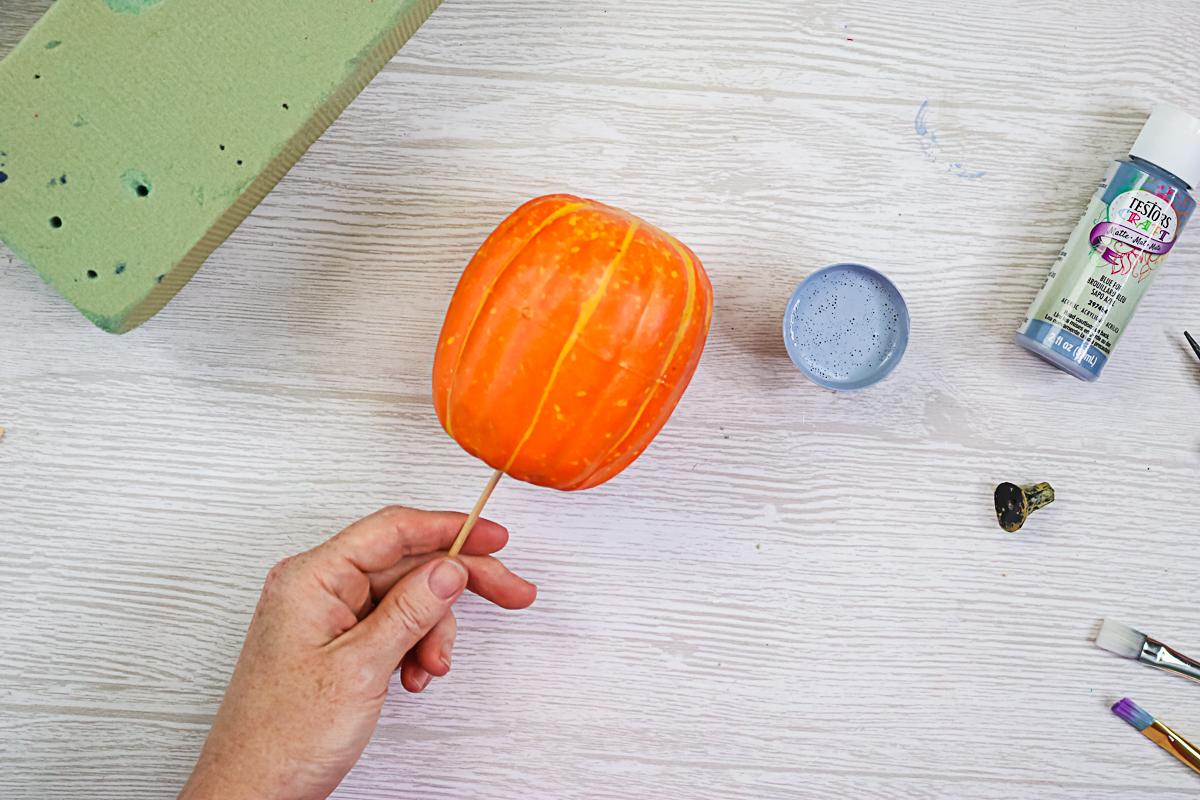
1016,104 -> 1200,381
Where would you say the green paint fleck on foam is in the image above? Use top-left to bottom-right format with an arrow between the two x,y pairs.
45,40 -> 62,49
103,0 -> 167,15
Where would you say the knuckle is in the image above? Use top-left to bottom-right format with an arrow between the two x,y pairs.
383,595 -> 430,641
263,556 -> 297,589
268,556 -> 295,576
341,656 -> 389,701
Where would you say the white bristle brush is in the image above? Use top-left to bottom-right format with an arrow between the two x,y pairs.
1096,619 -> 1200,684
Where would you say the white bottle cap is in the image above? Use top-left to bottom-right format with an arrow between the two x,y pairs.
1129,103 -> 1200,188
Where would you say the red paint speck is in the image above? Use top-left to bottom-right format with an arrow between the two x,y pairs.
846,38 -> 854,41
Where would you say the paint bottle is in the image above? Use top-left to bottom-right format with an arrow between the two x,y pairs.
1015,104 -> 1200,381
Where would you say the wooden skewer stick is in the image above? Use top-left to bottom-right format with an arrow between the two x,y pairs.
448,468 -> 503,558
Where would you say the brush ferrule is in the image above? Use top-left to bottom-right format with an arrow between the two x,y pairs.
1140,638 -> 1200,684
1143,720 -> 1200,776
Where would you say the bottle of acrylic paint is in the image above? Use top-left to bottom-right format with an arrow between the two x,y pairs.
1015,104 -> 1200,381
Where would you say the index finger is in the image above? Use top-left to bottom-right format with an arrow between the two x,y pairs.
322,506 -> 510,573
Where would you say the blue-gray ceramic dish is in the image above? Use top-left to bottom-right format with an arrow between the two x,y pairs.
782,263 -> 910,391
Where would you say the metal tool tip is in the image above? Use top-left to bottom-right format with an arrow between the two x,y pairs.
1185,331 -> 1200,360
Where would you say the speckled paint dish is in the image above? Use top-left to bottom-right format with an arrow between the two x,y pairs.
783,263 -> 909,391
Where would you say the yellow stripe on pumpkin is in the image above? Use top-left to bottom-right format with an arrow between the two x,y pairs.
444,200 -> 584,438
578,231 -> 699,486
503,220 -> 641,472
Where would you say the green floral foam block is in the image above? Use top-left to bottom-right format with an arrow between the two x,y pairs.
0,0 -> 442,332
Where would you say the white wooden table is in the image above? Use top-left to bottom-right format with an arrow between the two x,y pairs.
4,1 -> 1200,797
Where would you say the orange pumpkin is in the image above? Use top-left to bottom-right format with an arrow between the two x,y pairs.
433,194 -> 713,491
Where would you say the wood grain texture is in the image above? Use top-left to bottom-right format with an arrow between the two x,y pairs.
3,1 -> 1200,797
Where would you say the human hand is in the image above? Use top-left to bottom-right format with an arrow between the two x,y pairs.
177,506 -> 537,800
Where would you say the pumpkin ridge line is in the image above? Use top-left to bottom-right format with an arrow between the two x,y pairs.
575,233 -> 699,488
563,230 -> 668,487
443,201 -> 585,439
502,219 -> 641,475
570,337 -> 663,384
536,331 -> 670,487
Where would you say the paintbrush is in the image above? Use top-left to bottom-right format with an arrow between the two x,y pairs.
1187,331 -> 1200,362
1112,698 -> 1200,776
1096,619 -> 1200,684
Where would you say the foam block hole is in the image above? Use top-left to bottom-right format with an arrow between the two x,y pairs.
121,169 -> 152,199
50,216 -> 62,228
87,269 -> 97,279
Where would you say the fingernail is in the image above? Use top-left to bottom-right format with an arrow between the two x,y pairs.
410,666 -> 431,692
429,558 -> 467,600
440,642 -> 453,671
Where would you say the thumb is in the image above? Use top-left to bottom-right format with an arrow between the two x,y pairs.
341,557 -> 468,671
